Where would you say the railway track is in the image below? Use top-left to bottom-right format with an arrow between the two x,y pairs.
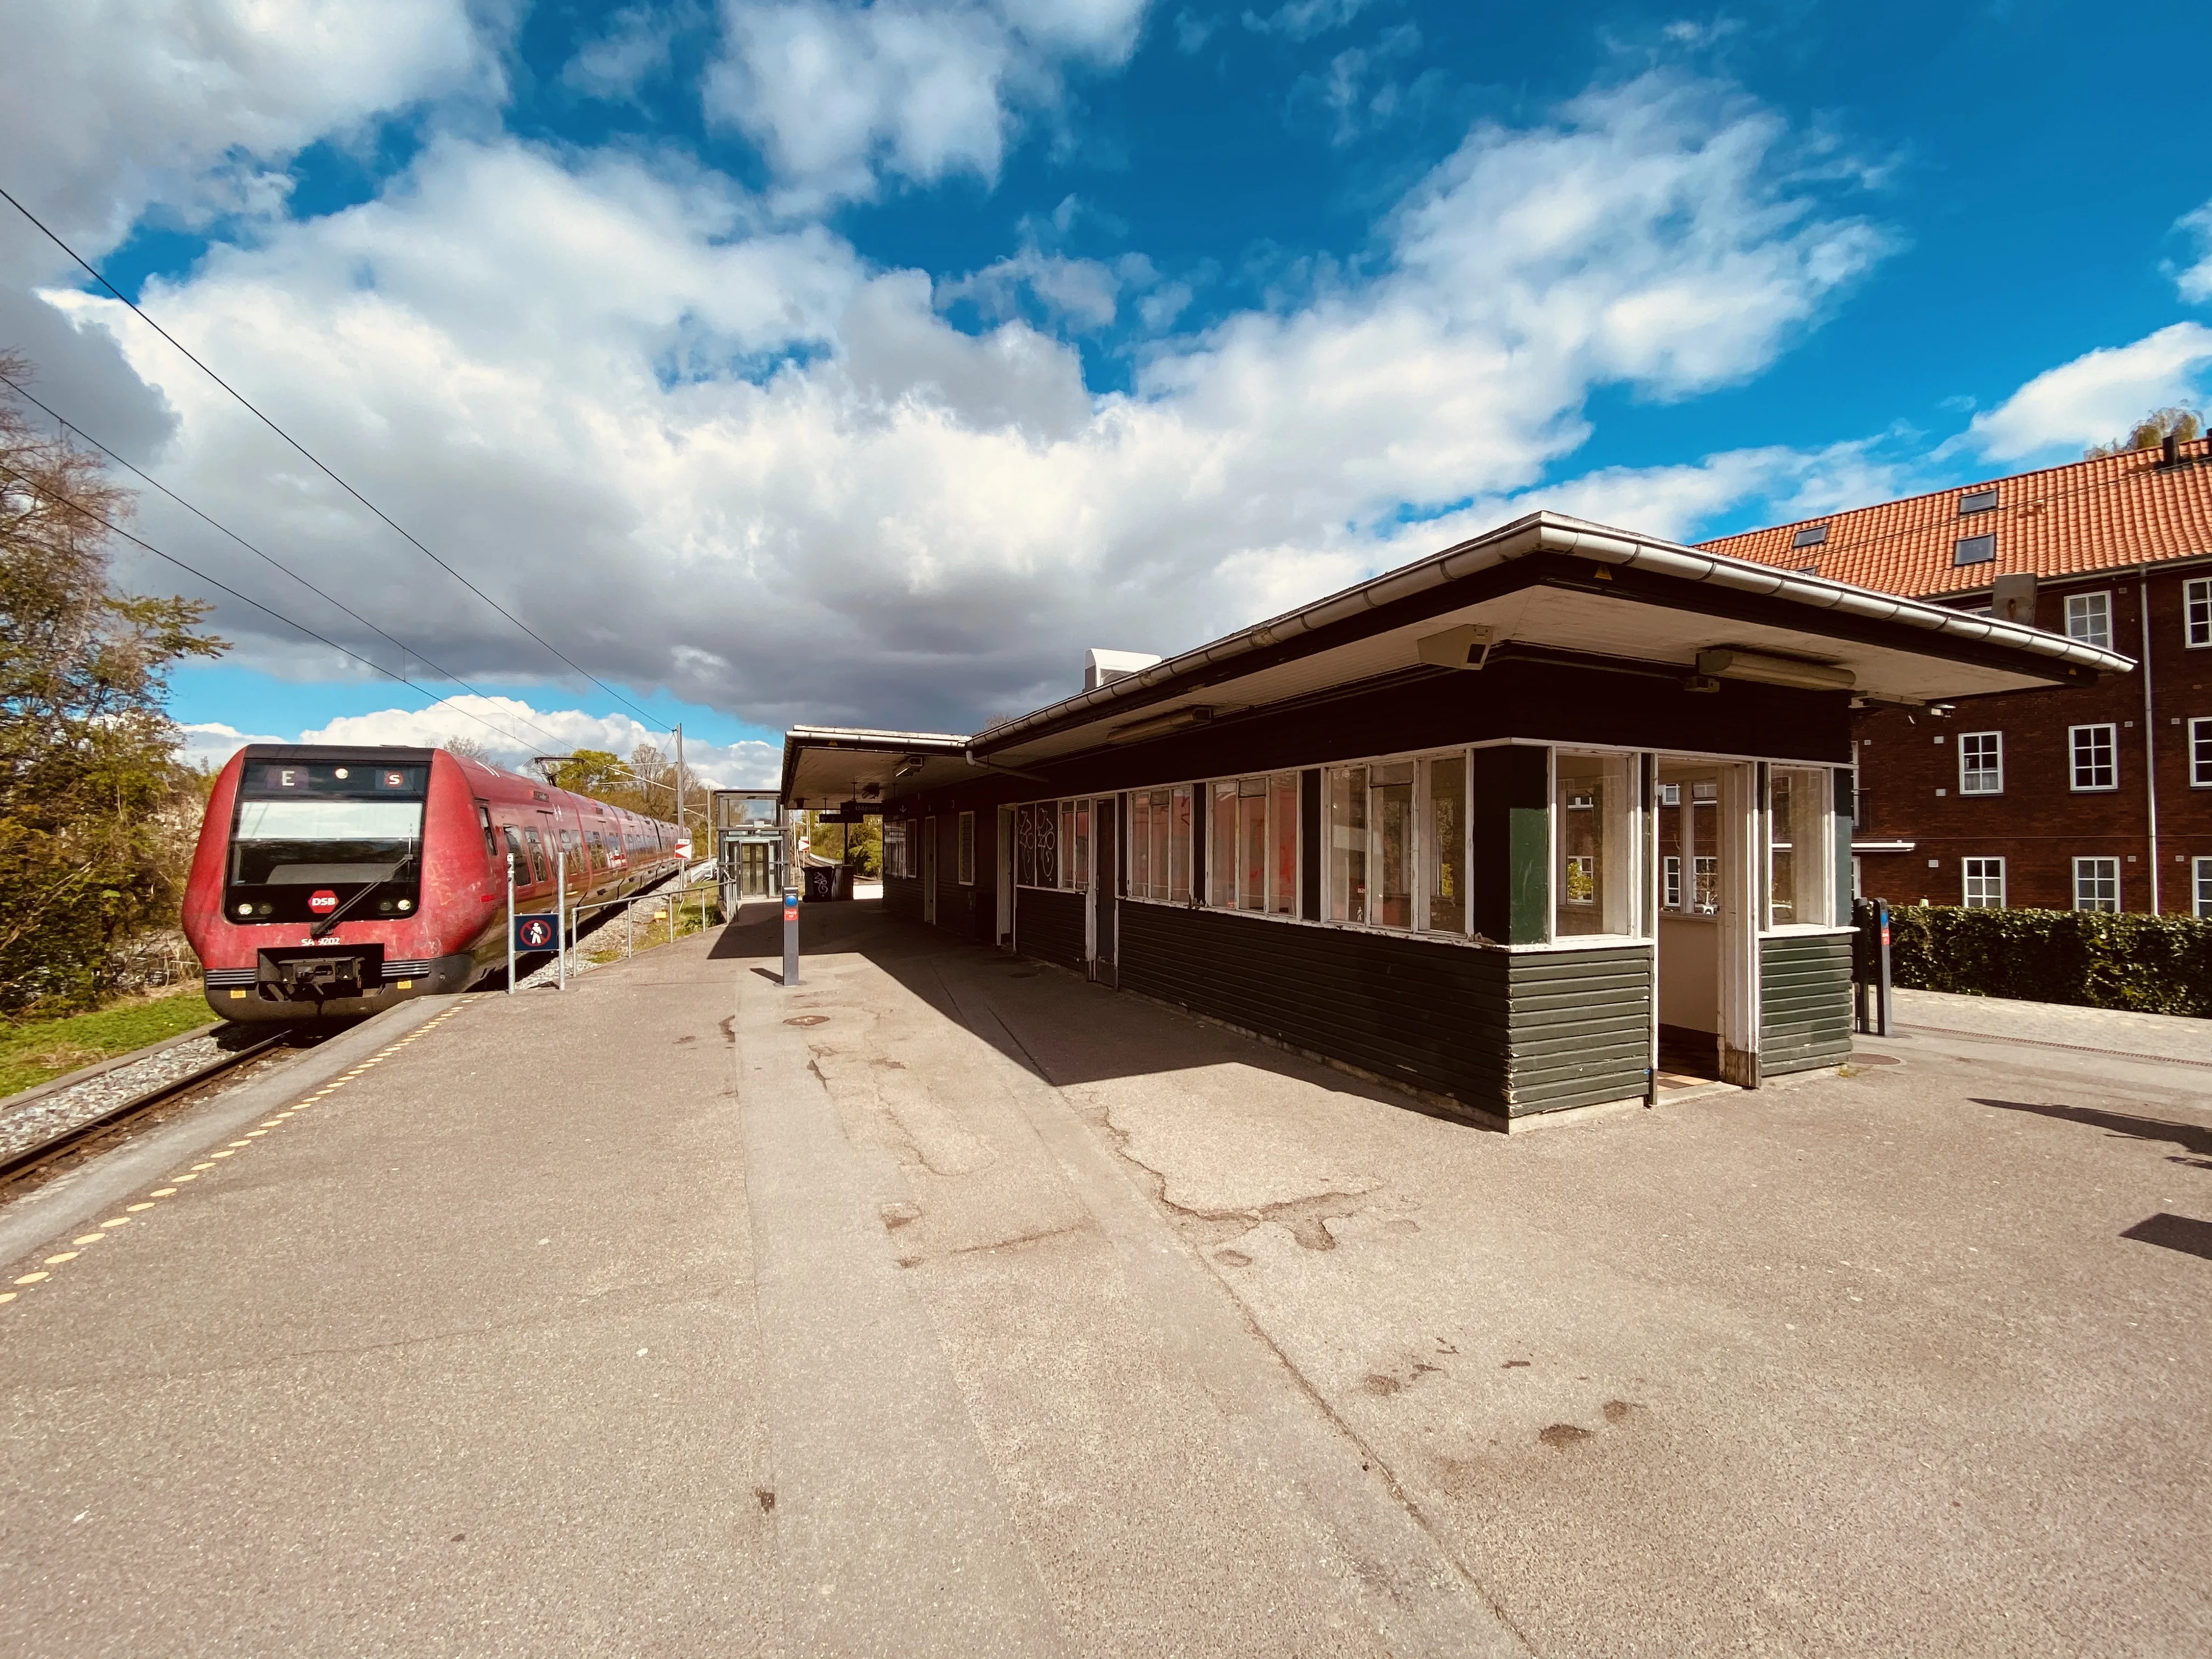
0,1026 -> 308,1187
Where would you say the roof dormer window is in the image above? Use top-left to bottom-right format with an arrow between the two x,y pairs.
1791,523 -> 1829,548
1958,488 -> 2000,515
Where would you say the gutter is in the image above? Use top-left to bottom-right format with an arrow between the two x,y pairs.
969,512 -> 2137,758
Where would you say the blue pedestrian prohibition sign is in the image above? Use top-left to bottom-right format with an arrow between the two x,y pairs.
514,913 -> 558,951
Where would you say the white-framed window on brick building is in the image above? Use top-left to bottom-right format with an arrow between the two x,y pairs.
2197,856 -> 2212,919
2069,723 -> 2118,791
2191,716 -> 2212,787
2073,856 -> 2120,912
1962,857 -> 2006,909
2186,577 -> 2211,648
1959,731 -> 2002,794
2064,590 -> 2112,650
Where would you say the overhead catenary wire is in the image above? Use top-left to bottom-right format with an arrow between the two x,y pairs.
0,457 -> 560,759
0,183 -> 663,727
0,369 -> 575,758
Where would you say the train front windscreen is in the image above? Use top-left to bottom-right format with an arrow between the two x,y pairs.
225,760 -> 427,927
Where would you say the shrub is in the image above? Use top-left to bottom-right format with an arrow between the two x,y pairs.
1884,904 -> 2212,1018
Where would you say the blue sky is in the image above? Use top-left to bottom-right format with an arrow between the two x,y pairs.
5,1 -> 2212,782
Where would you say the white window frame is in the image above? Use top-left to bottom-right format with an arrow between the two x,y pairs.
1763,764 -> 1840,934
1961,857 -> 2006,909
2069,723 -> 2118,792
1013,798 -> 1090,893
883,820 -> 912,880
1554,748 -> 1648,943
1319,747 -> 1476,939
2191,716 -> 2212,788
2185,576 -> 2211,649
2072,856 -> 2120,912
1957,731 -> 2003,795
2196,855 -> 2212,919
2063,590 -> 2112,651
1124,784 -> 1195,904
1201,772 -> 1302,917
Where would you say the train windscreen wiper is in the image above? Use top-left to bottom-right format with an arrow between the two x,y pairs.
308,849 -> 416,940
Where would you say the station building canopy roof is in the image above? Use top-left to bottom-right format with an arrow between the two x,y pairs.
781,726 -> 973,812
783,510 -> 2133,802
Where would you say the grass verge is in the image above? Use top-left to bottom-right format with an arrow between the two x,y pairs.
0,988 -> 215,1101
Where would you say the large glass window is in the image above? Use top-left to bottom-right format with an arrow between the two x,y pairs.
1014,801 -> 1060,889
1205,774 -> 1299,913
1425,755 -> 1465,934
229,799 -> 424,885
1370,761 -> 1414,928
1768,766 -> 1835,928
1125,786 -> 1192,902
1554,752 -> 1639,938
1327,766 -> 1368,923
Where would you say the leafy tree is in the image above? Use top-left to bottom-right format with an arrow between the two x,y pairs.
803,809 -> 881,876
551,743 -> 712,851
2084,405 -> 2203,458
441,734 -> 491,763
0,352 -> 224,1013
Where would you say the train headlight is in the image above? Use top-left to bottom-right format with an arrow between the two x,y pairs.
334,768 -> 349,778
237,903 -> 252,917
397,898 -> 413,911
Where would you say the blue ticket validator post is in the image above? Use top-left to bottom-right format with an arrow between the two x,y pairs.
782,888 -> 800,987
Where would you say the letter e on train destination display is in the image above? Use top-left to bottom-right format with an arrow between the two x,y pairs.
513,913 -> 557,952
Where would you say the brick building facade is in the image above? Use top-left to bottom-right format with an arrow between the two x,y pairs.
1703,441 -> 2212,917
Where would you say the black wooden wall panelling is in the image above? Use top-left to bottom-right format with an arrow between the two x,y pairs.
1115,902 -> 1650,1119
1760,933 -> 1854,1075
1015,885 -> 1087,973
883,872 -> 923,922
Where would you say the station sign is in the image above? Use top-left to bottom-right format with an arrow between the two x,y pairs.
513,913 -> 558,951
676,838 -> 693,858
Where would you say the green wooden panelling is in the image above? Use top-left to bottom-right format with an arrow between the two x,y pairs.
1115,901 -> 1649,1120
1760,932 -> 1853,1075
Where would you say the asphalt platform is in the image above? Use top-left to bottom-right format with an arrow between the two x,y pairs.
2,901 -> 2207,1657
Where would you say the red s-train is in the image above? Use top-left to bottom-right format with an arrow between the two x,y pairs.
183,745 -> 686,1022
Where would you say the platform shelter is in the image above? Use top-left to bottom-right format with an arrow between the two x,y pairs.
782,511 -> 2128,1127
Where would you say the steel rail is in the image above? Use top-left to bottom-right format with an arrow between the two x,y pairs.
0,1029 -> 298,1186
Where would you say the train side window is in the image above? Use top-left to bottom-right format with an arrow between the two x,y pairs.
501,825 -> 526,880
476,804 -> 496,861
522,827 -> 549,885
587,831 -> 608,872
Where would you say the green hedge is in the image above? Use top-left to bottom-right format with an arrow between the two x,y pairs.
1885,904 -> 2212,1018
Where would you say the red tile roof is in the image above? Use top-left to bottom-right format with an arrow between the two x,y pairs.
1697,438 -> 2212,599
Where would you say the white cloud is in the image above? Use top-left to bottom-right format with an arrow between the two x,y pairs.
0,0 -> 487,257
38,71 -> 1888,735
2172,199 -> 2212,304
1967,322 -> 2212,461
179,699 -> 778,787
703,0 -> 1150,206
1243,0 -> 1370,41
563,5 -> 690,102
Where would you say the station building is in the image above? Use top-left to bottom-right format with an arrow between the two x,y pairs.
782,512 -> 2125,1130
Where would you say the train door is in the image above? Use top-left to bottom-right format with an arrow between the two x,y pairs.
922,817 -> 939,924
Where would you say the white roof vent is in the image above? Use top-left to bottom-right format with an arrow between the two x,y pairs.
1085,648 -> 1161,692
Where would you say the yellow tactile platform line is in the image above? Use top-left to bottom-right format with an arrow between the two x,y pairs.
1,1005 -> 466,1310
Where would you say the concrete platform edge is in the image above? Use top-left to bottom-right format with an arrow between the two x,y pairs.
0,995 -> 461,1272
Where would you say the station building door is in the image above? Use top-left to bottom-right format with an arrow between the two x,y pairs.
733,842 -> 772,899
1654,759 -> 1758,1085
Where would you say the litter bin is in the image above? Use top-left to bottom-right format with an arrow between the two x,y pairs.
803,864 -> 852,901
